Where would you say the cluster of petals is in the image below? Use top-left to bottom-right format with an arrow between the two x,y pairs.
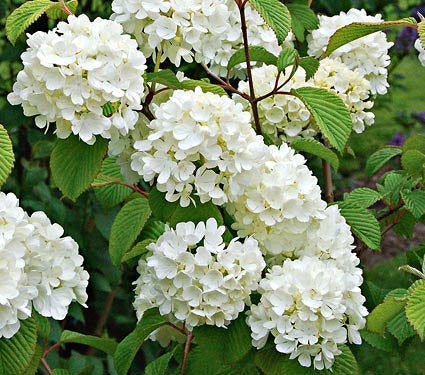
7,15 -> 147,145
415,38 -> 425,67
133,219 -> 265,330
130,87 -> 265,207
307,8 -> 393,95
246,256 -> 367,370
0,192 -> 88,338
110,0 -> 292,76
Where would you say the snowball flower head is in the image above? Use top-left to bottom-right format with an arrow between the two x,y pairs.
8,14 -> 147,144
307,9 -> 393,95
110,0 -> 292,76
133,218 -> 265,330
415,38 -> 425,67
130,87 -> 265,207
0,192 -> 89,338
247,256 -> 367,370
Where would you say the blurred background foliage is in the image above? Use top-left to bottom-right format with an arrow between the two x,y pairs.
1,0 -> 425,374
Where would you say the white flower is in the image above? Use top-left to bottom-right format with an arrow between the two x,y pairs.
246,256 -> 367,370
110,0 -> 293,76
415,38 -> 425,67
130,87 -> 265,207
133,218 -> 265,330
307,9 -> 393,95
8,15 -> 147,144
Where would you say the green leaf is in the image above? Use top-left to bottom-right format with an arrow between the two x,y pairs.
23,345 -> 43,375
406,283 -> 425,339
338,202 -> 381,250
121,238 -> 153,263
299,57 -> 320,80
0,316 -> 37,375
287,3 -> 318,41
224,316 -> 252,363
0,125 -> 15,188
146,70 -> 183,90
401,150 -> 425,177
52,370 -> 75,375
384,288 -> 409,301
323,18 -> 417,58
61,330 -> 117,355
114,309 -> 166,375
387,311 -> 416,345
51,136 -> 107,201
6,0 -> 56,45
109,197 -> 151,266
34,311 -> 50,340
419,20 -> 425,49
46,0 -> 78,19
248,0 -> 291,44
140,219 -> 165,241
394,211 -> 416,240
145,346 -> 179,375
93,157 -> 132,208
345,188 -> 382,208
402,190 -> 425,219
228,46 -> 278,72
367,298 -> 407,335
403,134 -> 425,154
181,80 -> 227,96
291,138 -> 339,171
365,147 -> 402,178
291,87 -> 352,153
360,330 -> 398,352
276,47 -> 295,72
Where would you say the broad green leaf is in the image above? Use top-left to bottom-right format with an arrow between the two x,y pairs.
216,354 -> 260,375
365,147 -> 402,178
276,47 -> 295,72
224,316 -> 252,363
291,138 -> 339,171
338,202 -> 381,250
0,125 -> 15,188
181,80 -> 227,96
228,46 -> 277,72
403,134 -> 425,154
394,211 -> 416,240
401,150 -> 425,177
367,298 -> 407,335
384,288 -> 409,301
93,157 -> 132,208
140,219 -> 165,241
146,70 -> 183,90
52,370 -> 75,375
248,0 -> 291,44
323,18 -> 417,58
408,279 -> 425,294
387,311 -> 416,345
291,87 -> 352,153
402,190 -> 425,219
23,345 -> 43,375
6,0 -> 55,45
109,197 -> 151,266
61,330 -> 117,355
145,346 -> 179,375
114,309 -> 166,375
46,0 -> 78,19
299,57 -> 320,80
0,316 -> 37,375
287,3 -> 318,41
121,238 -> 153,263
50,136 -> 107,201
360,330 -> 398,352
34,311 -> 50,339
406,283 -> 425,339
345,188 -> 382,208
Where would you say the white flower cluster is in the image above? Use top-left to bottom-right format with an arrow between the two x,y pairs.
247,256 -> 367,370
307,8 -> 393,95
8,15 -> 147,145
130,87 -> 265,207
0,192 -> 88,339
415,38 -> 425,67
133,219 -> 265,329
110,0 -> 292,76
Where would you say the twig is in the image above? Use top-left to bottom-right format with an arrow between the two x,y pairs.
92,179 -> 149,199
180,332 -> 194,375
166,322 -> 188,336
60,0 -> 73,15
41,342 -> 62,375
321,140 -> 334,203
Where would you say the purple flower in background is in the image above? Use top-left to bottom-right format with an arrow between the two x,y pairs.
388,131 -> 406,147
417,111 -> 425,124
395,27 -> 418,51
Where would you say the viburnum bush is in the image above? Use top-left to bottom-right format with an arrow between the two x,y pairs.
1,0 -> 425,374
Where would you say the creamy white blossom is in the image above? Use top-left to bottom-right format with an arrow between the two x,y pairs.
8,14 -> 147,144
247,256 -> 367,370
307,9 -> 393,95
0,192 -> 89,338
133,219 -> 265,330
130,88 -> 265,207
415,38 -> 425,67
110,0 -> 292,76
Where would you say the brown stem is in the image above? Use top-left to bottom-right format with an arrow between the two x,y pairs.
92,179 -> 149,199
60,0 -> 73,15
41,358 -> 53,375
166,322 -> 188,336
322,159 -> 334,203
41,341 -> 62,375
180,332 -> 194,375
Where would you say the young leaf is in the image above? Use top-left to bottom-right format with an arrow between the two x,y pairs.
419,20 -> 425,49
0,316 -> 38,375
93,157 -> 132,208
121,238 -> 153,263
291,87 -> 352,153
146,70 -> 183,90
61,330 -> 117,355
0,124 -> 15,188
338,202 -> 381,250
276,47 -> 295,72
145,346 -> 179,375
248,0 -> 291,44
323,18 -> 417,58
365,147 -> 402,178
401,150 -> 425,177
402,190 -> 425,219
227,46 -> 277,72
114,309 -> 166,375
290,138 -> 339,171
345,188 -> 382,208
181,80 -> 227,96
109,197 -> 151,266
367,298 -> 407,335
299,57 -> 320,80
46,0 -> 78,19
387,311 -> 416,345
50,136 -> 108,201
406,282 -> 425,340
